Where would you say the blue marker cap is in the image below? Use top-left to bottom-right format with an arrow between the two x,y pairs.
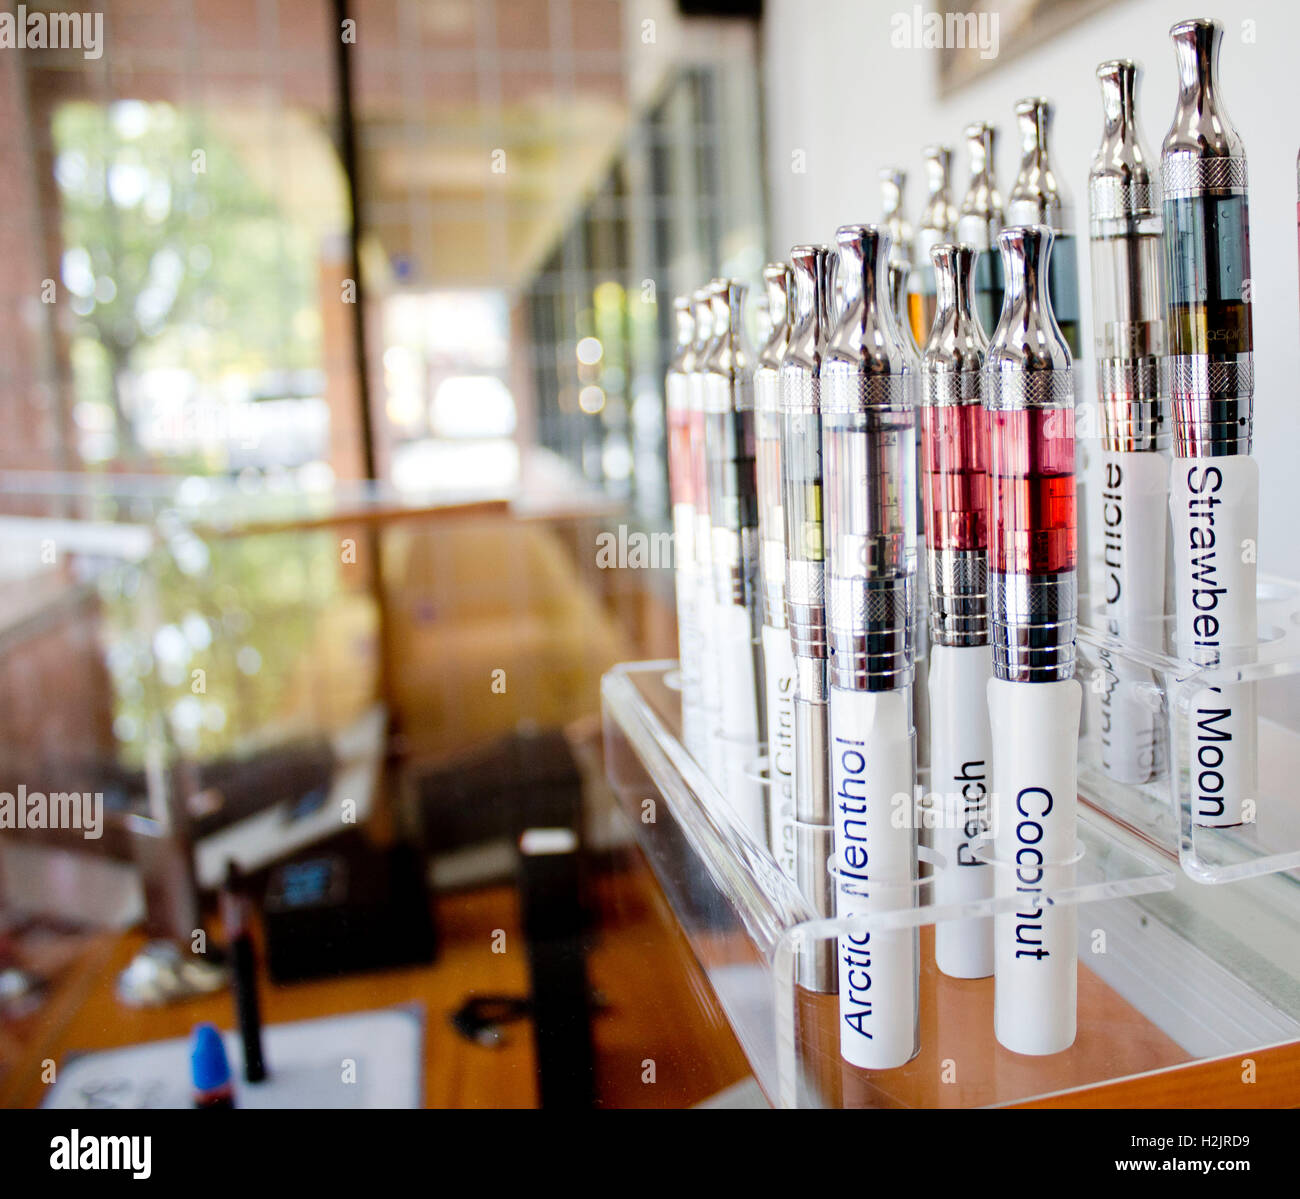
190,1023 -> 232,1092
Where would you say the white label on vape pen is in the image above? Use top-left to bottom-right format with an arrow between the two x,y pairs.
1093,451 -> 1169,784
989,676 -> 1081,1057
829,687 -> 918,1070
673,503 -> 704,762
928,643 -> 993,979
696,573 -> 726,790
762,623 -> 797,881
676,572 -> 704,763
1170,457 -> 1259,827
717,602 -> 760,743
672,501 -> 696,577
717,602 -> 764,842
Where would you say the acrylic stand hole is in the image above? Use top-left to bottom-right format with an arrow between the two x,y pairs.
826,850 -> 934,899
967,836 -> 1087,871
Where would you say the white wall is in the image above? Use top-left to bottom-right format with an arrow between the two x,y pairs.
763,0 -> 1300,577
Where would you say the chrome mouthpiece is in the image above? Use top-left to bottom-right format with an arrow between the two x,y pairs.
881,167 -> 914,267
690,286 -> 713,352
1091,60 -> 1158,229
919,145 -> 957,251
1008,97 -> 1072,231
958,121 -> 1003,249
987,226 -> 1073,406
760,262 -> 793,373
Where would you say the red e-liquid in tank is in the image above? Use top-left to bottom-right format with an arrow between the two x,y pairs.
984,224 -> 1081,1058
988,405 -> 1076,583
920,242 -> 994,982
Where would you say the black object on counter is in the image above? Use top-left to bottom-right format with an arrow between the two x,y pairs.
220,862 -> 266,1083
518,825 -> 594,1108
262,839 -> 437,984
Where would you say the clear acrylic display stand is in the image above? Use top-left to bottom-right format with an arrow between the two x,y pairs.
1077,574 -> 1300,883
602,634 -> 1300,1107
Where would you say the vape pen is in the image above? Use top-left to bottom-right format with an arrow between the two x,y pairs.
1161,18 -> 1258,829
891,257 -> 930,778
780,245 -> 837,992
689,284 -> 726,788
667,296 -> 705,763
957,121 -> 1004,337
1009,98 -> 1088,628
881,168 -> 914,272
1089,59 -> 1169,786
756,263 -> 798,880
705,280 -> 767,842
1008,98 -> 1081,359
986,225 -> 1081,1057
909,145 -> 957,347
823,224 -> 918,1068
921,243 -> 993,981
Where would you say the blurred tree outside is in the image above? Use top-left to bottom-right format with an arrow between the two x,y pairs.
102,528 -> 359,767
53,100 -> 323,467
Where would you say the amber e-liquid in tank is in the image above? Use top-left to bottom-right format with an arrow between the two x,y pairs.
1160,17 -> 1258,828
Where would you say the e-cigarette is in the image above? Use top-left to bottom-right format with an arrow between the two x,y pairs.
823,224 -> 919,1069
689,284 -> 727,789
1089,59 -> 1169,786
1008,99 -> 1081,358
957,121 -> 1004,337
891,257 -> 930,777
756,263 -> 798,880
1161,17 -> 1258,828
780,245 -> 837,993
986,225 -> 1081,1057
909,145 -> 957,347
667,296 -> 705,763
920,243 -> 993,981
705,280 -> 767,842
